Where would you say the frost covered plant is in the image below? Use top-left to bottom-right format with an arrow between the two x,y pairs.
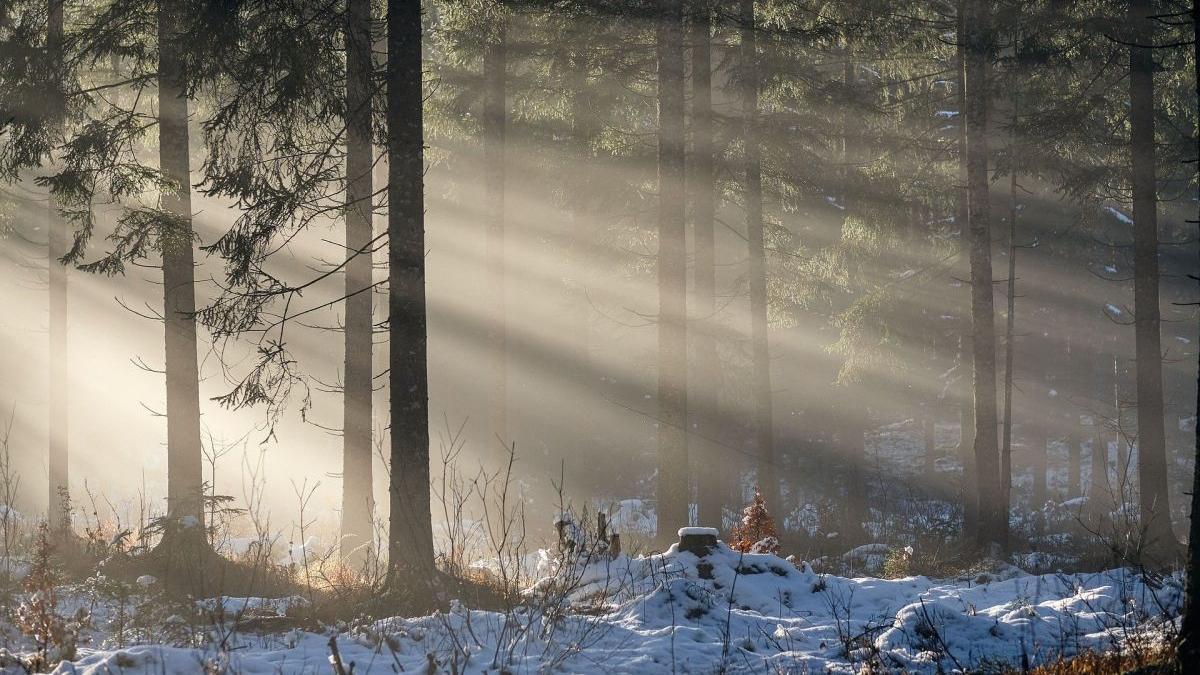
83,571 -> 170,649
14,523 -> 89,671
881,545 -> 915,579
729,488 -> 779,555
0,409 -> 22,592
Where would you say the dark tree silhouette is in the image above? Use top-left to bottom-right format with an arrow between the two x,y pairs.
484,12 -> 508,447
45,0 -> 68,531
386,0 -> 435,595
963,0 -> 1004,551
740,0 -> 777,518
340,0 -> 376,566
158,0 -> 205,537
1178,0 -> 1200,660
689,0 -> 722,531
1127,0 -> 1177,555
656,0 -> 689,539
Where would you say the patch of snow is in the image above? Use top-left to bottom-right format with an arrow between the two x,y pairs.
195,595 -> 310,618
42,548 -> 1181,675
1104,206 -> 1133,225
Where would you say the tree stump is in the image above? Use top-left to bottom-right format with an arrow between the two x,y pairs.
677,526 -> 718,556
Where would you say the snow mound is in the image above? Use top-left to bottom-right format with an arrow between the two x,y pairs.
40,543 -> 1182,674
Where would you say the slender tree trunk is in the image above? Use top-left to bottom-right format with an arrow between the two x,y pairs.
563,38 -> 597,475
386,0 -> 434,593
1000,106 -> 1018,544
689,1 -> 722,530
1128,0 -> 1176,553
741,0 -> 776,517
46,0 -> 68,531
843,390 -> 868,543
955,3 -> 977,536
1179,0 -> 1200,656
158,0 -> 204,535
923,413 -> 937,475
655,0 -> 689,539
963,0 -> 1003,551
1115,354 -> 1131,489
1032,419 -> 1047,507
340,0 -> 375,566
484,17 -> 508,447
1088,417 -> 1112,522
1068,416 -> 1082,499
836,34 -> 869,543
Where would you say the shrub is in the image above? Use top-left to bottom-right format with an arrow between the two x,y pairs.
729,488 -> 779,555
13,523 -> 89,671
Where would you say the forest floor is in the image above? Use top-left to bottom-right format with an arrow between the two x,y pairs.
0,536 -> 1182,674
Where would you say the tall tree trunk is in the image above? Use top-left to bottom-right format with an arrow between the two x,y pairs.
656,0 -> 688,538
1000,108 -> 1018,541
1068,414 -> 1082,499
340,0 -> 375,566
689,1 -> 722,530
484,16 -> 508,447
158,0 -> 204,536
954,3 -> 977,536
46,0 -> 68,531
1179,0 -> 1200,657
842,390 -> 868,543
1088,416 -> 1112,522
386,0 -> 434,592
741,0 -> 777,517
563,36 -> 597,478
1032,419 -> 1047,507
963,0 -> 1003,551
923,414 -> 937,476
1128,0 -> 1176,553
1115,354 -> 1131,490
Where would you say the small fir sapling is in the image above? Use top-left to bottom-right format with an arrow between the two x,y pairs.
15,523 -> 89,671
729,488 -> 780,555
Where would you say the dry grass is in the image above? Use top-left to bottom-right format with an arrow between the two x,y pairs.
1023,646 -> 1179,675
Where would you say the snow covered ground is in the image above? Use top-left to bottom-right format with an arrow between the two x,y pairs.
10,539 -> 1178,674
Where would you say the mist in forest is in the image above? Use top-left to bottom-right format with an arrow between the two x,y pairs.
0,0 -> 1197,567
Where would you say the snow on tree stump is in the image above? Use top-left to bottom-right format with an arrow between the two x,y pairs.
677,527 -> 719,557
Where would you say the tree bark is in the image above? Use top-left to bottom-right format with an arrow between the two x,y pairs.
1128,0 -> 1176,553
923,414 -> 936,476
689,1 -> 722,531
954,2 -> 977,537
1000,108 -> 1018,542
340,0 -> 375,566
1112,354 -> 1134,505
963,0 -> 1004,551
1067,340 -> 1081,499
386,0 -> 435,593
1068,432 -> 1082,498
158,0 -> 204,534
46,0 -> 68,531
1032,419 -> 1047,508
484,17 -> 508,447
1179,0 -> 1200,657
1087,417 -> 1112,522
741,0 -> 777,517
842,391 -> 868,543
656,0 -> 688,538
